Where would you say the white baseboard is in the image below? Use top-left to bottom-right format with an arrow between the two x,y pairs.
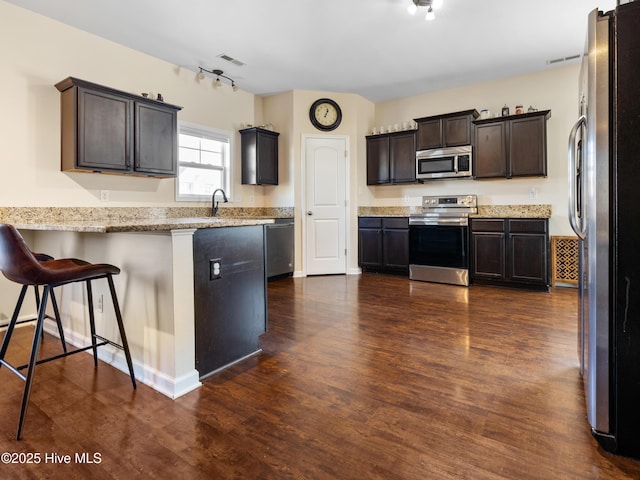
0,313 -> 38,331
42,321 -> 201,399
293,268 -> 362,277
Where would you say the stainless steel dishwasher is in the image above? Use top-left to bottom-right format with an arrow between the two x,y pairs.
264,218 -> 294,280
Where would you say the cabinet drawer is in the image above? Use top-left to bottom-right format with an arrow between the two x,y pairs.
359,217 -> 382,228
508,219 -> 547,233
471,219 -> 505,232
382,217 -> 408,229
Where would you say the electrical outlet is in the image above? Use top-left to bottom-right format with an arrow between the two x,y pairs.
100,190 -> 110,201
210,258 -> 222,280
96,294 -> 103,313
529,187 -> 538,200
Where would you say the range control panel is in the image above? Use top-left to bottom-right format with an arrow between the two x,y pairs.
421,195 -> 477,210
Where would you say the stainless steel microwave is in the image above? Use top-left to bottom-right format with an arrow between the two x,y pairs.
416,145 -> 473,180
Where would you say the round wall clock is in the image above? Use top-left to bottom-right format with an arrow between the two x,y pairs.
309,98 -> 342,131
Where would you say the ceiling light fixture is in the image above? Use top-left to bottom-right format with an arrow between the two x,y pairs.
197,67 -> 239,92
407,0 -> 442,20
425,6 -> 435,20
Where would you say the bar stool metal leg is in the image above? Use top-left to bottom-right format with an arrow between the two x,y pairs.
85,280 -> 99,367
33,286 -> 67,353
16,286 -> 50,440
0,285 -> 29,364
107,275 -> 136,389
48,288 -> 67,353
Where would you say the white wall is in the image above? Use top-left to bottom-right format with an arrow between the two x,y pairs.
262,92 -> 295,207
0,0 -> 267,208
368,64 -> 580,236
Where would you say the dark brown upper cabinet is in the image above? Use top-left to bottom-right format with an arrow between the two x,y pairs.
55,77 -> 182,178
389,131 -> 417,184
414,110 -> 479,150
240,127 -> 279,185
366,135 -> 390,185
366,130 -> 416,185
135,102 -> 179,176
473,110 -> 550,179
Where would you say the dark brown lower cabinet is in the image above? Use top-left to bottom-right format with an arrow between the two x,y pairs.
470,218 -> 549,290
358,217 -> 409,275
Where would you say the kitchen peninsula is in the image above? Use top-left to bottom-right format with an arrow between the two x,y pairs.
0,206 -> 290,398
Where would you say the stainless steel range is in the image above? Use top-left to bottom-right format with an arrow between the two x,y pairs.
409,194 -> 477,286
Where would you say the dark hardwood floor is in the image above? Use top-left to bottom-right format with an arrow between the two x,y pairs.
1,274 -> 640,479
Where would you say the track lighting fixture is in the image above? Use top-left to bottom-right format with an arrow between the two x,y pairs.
197,67 -> 239,92
407,0 -> 442,20
425,6 -> 435,20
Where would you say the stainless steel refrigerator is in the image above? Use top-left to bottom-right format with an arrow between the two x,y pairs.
568,2 -> 640,457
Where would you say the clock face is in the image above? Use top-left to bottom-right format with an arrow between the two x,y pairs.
310,98 -> 342,131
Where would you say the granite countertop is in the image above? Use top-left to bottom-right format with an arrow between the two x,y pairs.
0,206 -> 292,233
358,204 -> 552,219
9,217 -> 274,233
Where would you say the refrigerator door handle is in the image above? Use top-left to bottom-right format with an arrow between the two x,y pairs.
568,115 -> 587,239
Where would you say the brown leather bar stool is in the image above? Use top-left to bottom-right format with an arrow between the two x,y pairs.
0,224 -> 136,439
2,252 -> 68,353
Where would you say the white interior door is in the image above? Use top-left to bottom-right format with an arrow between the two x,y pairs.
304,135 -> 347,275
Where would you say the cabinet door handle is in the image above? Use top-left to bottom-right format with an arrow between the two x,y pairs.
307,211 -> 313,216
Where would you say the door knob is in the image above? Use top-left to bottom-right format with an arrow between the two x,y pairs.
307,211 -> 313,216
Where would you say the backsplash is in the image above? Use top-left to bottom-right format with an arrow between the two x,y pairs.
357,206 -> 416,217
358,204 -> 552,218
475,204 -> 551,218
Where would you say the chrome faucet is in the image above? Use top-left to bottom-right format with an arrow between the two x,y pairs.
211,188 -> 228,217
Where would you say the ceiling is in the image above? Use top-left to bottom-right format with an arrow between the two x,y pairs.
6,0 -> 617,103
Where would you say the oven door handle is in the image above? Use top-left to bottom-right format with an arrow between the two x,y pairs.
409,219 -> 468,226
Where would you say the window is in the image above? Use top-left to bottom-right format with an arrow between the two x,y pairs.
177,122 -> 231,201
